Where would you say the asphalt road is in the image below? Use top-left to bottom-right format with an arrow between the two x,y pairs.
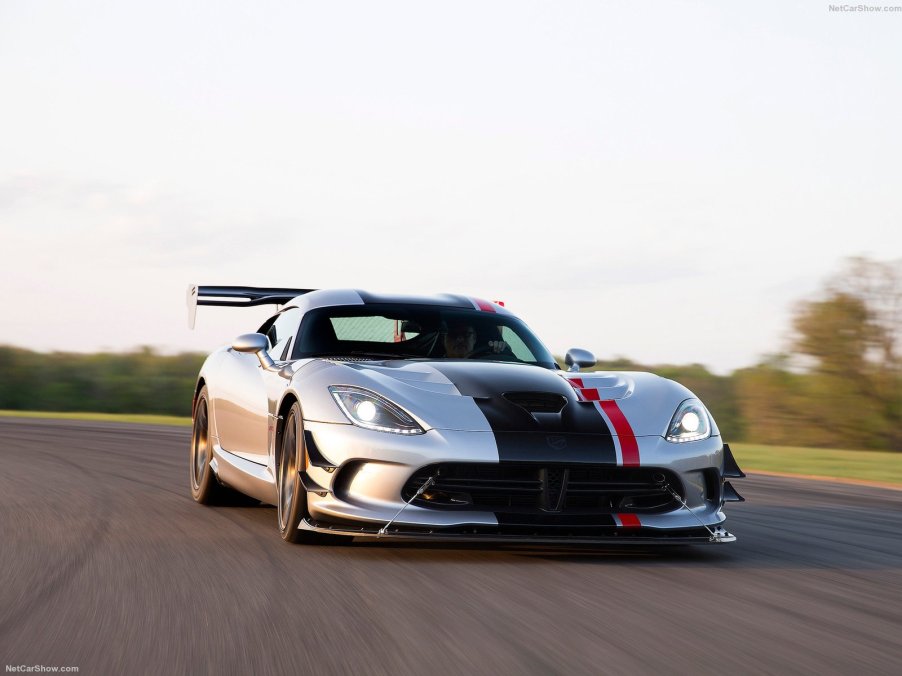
1,418 -> 901,675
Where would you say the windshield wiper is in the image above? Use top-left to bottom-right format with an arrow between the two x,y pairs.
306,351 -> 425,359
348,351 -> 426,360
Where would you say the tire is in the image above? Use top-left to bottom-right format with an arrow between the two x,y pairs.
190,386 -> 245,505
277,402 -> 346,545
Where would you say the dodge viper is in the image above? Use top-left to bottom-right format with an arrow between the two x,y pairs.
186,285 -> 744,545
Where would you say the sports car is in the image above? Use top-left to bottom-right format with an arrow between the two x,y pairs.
186,285 -> 745,545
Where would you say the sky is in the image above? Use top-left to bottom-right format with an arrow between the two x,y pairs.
1,0 -> 900,374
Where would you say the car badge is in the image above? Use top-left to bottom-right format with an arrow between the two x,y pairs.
546,435 -> 568,451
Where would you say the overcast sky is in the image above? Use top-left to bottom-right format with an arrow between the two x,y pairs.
1,0 -> 900,373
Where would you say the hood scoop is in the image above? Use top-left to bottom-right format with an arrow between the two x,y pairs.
502,392 -> 568,414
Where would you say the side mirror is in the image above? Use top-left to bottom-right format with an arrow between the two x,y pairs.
565,348 -> 596,372
232,333 -> 276,370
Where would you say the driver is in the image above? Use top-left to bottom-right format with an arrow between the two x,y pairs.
443,320 -> 508,358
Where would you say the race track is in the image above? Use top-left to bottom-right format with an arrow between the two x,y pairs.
1,418 -> 901,675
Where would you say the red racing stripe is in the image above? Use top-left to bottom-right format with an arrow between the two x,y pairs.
617,513 -> 641,528
472,297 -> 497,313
566,380 -> 585,402
599,400 -> 640,466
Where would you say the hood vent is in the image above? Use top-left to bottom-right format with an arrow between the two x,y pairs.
502,392 -> 568,414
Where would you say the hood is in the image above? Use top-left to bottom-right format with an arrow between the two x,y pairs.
297,358 -> 692,437
344,360 -> 633,398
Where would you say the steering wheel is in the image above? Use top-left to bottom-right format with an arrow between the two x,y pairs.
469,342 -> 515,360
468,345 -> 494,358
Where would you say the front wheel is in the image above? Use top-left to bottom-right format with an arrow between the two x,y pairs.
277,403 -> 346,545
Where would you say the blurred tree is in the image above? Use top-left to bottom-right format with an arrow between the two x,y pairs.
789,257 -> 902,450
734,354 -> 811,446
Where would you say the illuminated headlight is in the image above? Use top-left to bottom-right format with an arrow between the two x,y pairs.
329,386 -> 425,435
665,399 -> 711,443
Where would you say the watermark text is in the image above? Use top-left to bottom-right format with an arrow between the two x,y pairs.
6,667 -> 79,674
829,4 -> 902,11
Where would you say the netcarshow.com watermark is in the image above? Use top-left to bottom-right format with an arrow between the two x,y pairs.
6,667 -> 79,673
829,4 -> 902,10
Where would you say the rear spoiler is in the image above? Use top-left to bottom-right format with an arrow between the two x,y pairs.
186,284 -> 317,329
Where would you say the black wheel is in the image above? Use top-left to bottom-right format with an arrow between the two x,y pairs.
277,402 -> 346,545
190,386 -> 244,505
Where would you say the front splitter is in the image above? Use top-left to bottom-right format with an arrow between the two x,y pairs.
300,518 -> 736,545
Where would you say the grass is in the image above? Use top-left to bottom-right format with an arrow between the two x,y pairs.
0,409 -> 192,427
1,410 -> 899,486
731,442 -> 902,486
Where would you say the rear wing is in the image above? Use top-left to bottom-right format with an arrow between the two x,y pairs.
186,284 -> 317,329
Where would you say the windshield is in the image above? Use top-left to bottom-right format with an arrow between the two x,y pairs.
294,304 -> 556,369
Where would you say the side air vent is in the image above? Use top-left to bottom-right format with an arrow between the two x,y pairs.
502,392 -> 568,414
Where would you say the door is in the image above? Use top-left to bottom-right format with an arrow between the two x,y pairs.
213,308 -> 301,465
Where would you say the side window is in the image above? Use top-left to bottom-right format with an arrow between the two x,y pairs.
257,316 -> 277,345
267,308 -> 301,360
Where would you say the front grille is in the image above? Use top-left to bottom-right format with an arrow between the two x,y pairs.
402,463 -> 682,515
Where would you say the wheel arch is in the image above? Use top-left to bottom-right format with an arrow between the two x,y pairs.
274,391 -> 302,464
192,377 -> 207,417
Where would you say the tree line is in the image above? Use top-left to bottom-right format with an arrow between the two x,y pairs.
0,346 -> 203,417
1,258 -> 898,450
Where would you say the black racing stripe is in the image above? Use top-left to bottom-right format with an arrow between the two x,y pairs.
447,293 -> 477,309
355,290 -> 475,308
430,362 -> 616,464
487,431 -> 615,464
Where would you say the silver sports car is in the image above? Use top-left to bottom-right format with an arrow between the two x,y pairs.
187,285 -> 745,545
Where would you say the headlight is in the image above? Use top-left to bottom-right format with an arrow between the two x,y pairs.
328,386 -> 425,435
665,398 -> 711,443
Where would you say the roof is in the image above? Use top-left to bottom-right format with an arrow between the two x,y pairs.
285,289 -> 515,316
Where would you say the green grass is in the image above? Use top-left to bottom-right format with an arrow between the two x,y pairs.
0,409 -> 192,427
732,443 -> 902,486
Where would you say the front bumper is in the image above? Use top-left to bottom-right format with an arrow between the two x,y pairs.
301,420 -> 741,543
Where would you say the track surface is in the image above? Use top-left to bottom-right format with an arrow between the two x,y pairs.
1,418 -> 901,675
